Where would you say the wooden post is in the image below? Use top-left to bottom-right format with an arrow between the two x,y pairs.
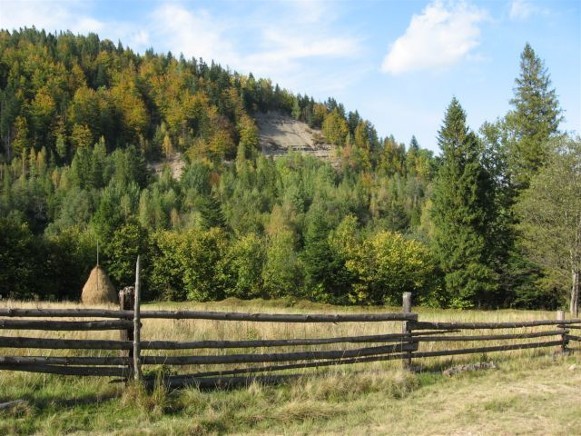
133,256 -> 142,381
557,310 -> 568,354
571,270 -> 579,318
119,286 -> 135,377
402,292 -> 413,370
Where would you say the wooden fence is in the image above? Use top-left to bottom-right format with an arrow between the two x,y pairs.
1,290 -> 580,388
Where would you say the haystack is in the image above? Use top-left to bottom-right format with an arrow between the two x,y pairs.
81,265 -> 117,304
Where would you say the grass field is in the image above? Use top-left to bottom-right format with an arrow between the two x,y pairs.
1,299 -> 580,435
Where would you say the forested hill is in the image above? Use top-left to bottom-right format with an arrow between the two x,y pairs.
1,28 -> 576,313
0,27 -> 407,166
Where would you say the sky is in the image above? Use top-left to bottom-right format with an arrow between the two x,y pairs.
1,0 -> 579,153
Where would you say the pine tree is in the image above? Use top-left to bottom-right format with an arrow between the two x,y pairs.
506,43 -> 562,189
431,98 -> 496,308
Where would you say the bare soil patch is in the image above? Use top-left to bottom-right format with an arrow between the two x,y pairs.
149,152 -> 185,179
256,111 -> 336,162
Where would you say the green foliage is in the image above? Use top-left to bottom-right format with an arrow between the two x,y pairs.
431,98 -> 497,308
262,224 -> 303,299
3,28 -> 562,310
103,220 -> 149,290
330,216 -> 434,305
181,227 -> 228,301
149,230 -> 188,301
322,109 -> 349,146
149,228 -> 228,301
220,233 -> 266,299
516,137 -> 581,314
301,196 -> 353,304
505,43 -> 563,189
42,228 -> 95,300
0,215 -> 35,297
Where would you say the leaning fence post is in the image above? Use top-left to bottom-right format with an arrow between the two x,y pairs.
133,256 -> 142,381
402,292 -> 413,370
557,310 -> 568,354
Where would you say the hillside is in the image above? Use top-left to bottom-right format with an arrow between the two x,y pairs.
1,28 -> 570,313
0,27 -> 435,304
150,112 -> 335,177
0,28 -> 389,169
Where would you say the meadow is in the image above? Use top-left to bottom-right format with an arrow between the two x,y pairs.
1,299 -> 580,435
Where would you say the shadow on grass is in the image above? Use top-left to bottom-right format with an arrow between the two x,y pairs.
15,390 -> 119,412
144,373 -> 300,391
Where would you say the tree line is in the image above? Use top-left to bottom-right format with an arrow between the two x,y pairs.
0,29 -> 578,312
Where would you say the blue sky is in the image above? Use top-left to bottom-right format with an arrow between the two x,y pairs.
1,0 -> 579,152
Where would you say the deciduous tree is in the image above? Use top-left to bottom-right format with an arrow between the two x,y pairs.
516,137 -> 581,316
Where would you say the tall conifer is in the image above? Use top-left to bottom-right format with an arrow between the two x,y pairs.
506,43 -> 562,189
431,98 -> 496,308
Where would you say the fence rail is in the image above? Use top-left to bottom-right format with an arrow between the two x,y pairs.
1,289 -> 580,387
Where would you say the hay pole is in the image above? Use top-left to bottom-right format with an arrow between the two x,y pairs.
133,255 -> 142,382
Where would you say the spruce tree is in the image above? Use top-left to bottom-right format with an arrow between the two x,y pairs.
506,43 -> 562,189
431,98 -> 496,308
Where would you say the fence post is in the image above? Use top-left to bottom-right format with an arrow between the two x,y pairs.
557,310 -> 568,354
133,256 -> 142,382
402,292 -> 413,370
118,286 -> 134,378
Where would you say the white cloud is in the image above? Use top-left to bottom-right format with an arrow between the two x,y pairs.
74,17 -> 103,33
240,1 -> 363,89
257,25 -> 360,63
509,0 -> 544,21
381,0 -> 488,75
148,2 -> 358,71
147,1 -> 363,93
0,0 -> 364,94
290,0 -> 328,24
0,0 -> 101,33
148,4 -> 239,65
129,30 -> 149,49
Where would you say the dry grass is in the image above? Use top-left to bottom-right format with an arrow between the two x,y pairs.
353,358 -> 581,436
0,298 -> 569,369
0,299 -> 579,435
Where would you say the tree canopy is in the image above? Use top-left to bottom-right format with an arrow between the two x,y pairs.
517,137 -> 581,315
0,30 -> 576,313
